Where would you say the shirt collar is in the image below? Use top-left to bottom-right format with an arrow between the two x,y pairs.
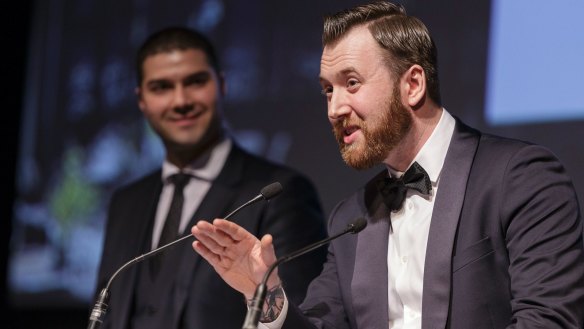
387,109 -> 455,183
161,138 -> 232,183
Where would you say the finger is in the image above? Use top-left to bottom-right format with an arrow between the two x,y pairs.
192,240 -> 221,267
194,228 -> 229,255
193,220 -> 235,248
192,219 -> 215,234
213,219 -> 254,242
192,224 -> 215,246
199,225 -> 238,249
194,219 -> 240,247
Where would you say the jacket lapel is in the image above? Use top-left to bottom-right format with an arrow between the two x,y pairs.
352,171 -> 392,328
421,120 -> 479,329
171,144 -> 246,322
112,173 -> 162,329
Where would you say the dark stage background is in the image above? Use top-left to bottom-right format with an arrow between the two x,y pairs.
3,0 -> 583,328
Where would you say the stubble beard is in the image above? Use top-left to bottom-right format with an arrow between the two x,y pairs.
159,107 -> 225,166
333,86 -> 412,170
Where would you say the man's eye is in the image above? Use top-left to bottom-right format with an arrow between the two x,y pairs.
185,72 -> 211,87
185,76 -> 209,86
347,79 -> 360,89
149,83 -> 172,93
321,86 -> 333,96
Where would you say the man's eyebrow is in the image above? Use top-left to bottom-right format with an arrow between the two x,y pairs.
184,71 -> 211,80
319,66 -> 358,82
144,70 -> 212,85
340,67 -> 357,75
145,78 -> 171,87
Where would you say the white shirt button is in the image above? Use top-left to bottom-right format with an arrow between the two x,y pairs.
407,200 -> 414,210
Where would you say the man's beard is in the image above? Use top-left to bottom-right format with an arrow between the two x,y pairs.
332,86 -> 412,170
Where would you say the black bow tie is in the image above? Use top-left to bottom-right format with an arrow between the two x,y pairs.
377,162 -> 432,211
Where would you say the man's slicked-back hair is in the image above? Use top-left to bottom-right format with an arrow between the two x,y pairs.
323,1 -> 441,106
136,27 -> 221,85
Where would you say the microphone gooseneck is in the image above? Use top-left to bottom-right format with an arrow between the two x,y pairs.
87,182 -> 283,329
241,217 -> 368,329
223,182 -> 282,219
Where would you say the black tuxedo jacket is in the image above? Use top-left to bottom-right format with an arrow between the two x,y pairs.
283,120 -> 584,329
96,143 -> 327,329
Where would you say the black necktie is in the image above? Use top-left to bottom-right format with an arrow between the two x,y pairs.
151,173 -> 191,277
377,162 -> 432,212
158,172 -> 191,247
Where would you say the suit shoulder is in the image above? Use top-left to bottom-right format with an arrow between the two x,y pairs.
476,132 -> 563,165
110,170 -> 161,201
235,145 -> 314,183
455,118 -> 552,158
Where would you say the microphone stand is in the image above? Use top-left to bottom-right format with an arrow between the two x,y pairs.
241,218 -> 367,329
87,182 -> 282,329
87,234 -> 193,329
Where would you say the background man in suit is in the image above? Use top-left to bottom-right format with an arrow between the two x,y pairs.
191,2 -> 584,328
95,27 -> 327,329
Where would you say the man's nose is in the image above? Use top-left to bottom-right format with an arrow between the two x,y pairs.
328,91 -> 351,121
172,86 -> 193,113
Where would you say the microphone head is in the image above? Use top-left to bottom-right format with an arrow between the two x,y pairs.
347,218 -> 367,234
260,182 -> 283,200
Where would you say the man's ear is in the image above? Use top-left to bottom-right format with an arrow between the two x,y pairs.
402,64 -> 426,108
135,86 -> 145,112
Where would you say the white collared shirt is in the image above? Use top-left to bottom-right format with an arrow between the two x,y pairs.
386,109 -> 455,328
151,138 -> 232,249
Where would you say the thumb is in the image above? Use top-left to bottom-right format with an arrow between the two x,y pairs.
260,234 -> 280,287
260,234 -> 277,265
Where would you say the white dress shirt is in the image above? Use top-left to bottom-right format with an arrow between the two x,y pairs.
260,109 -> 455,329
151,138 -> 232,249
386,109 -> 455,328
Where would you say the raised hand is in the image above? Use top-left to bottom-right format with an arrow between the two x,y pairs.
191,219 -> 280,299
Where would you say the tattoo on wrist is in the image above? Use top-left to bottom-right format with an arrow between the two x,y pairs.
254,283 -> 284,323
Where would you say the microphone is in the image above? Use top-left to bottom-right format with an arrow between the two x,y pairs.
87,182 -> 283,329
242,217 -> 367,329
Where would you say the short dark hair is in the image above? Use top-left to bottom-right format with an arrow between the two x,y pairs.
323,1 -> 441,106
135,27 -> 221,85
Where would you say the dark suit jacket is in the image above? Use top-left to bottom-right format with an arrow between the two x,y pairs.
283,120 -> 584,329
96,143 -> 327,329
